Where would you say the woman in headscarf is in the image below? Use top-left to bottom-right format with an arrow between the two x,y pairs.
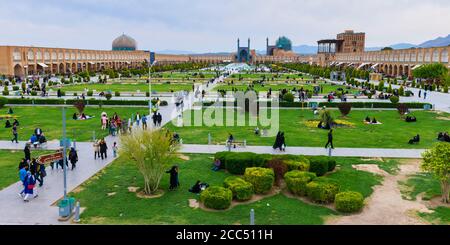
272,131 -> 281,150
166,165 -> 179,191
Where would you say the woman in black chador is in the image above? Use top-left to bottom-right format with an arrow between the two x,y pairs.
166,165 -> 179,191
273,131 -> 282,150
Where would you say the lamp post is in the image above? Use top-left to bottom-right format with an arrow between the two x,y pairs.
148,60 -> 157,117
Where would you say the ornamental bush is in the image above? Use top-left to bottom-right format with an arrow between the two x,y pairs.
308,156 -> 330,176
115,91 -> 120,97
105,93 -> 112,100
0,96 -> 7,108
12,86 -> 19,91
283,92 -> 294,103
243,167 -> 274,194
215,152 -> 266,175
223,176 -> 253,201
30,91 -> 37,96
2,87 -> 9,96
200,186 -> 232,210
306,177 -> 340,203
389,96 -> 399,103
87,90 -> 93,96
285,158 -> 310,171
335,191 -> 364,213
284,171 -> 316,196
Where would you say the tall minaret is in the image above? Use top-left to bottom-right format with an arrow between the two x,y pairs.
266,37 -> 269,55
237,38 -> 240,49
247,38 -> 251,61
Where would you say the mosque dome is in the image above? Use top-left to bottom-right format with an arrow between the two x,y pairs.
112,34 -> 137,51
275,36 -> 293,51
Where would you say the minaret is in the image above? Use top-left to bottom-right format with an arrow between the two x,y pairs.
266,37 -> 269,55
247,38 -> 251,61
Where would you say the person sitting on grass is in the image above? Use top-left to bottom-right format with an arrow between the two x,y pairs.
365,116 -> 371,123
371,118 -> 378,124
254,127 -> 260,135
5,120 -> 11,128
437,132 -> 450,142
405,115 -> 417,122
72,113 -> 78,120
189,180 -> 209,194
8,108 -> 13,114
211,158 -> 221,171
408,134 -> 420,144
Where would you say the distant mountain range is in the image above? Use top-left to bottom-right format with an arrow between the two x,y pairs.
157,34 -> 450,55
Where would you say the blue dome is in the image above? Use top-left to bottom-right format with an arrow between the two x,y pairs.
275,36 -> 292,51
112,34 -> 137,51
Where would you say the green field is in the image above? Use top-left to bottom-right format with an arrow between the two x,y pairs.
53,83 -> 194,93
165,109 -> 450,149
0,149 -> 52,190
151,71 -> 216,79
226,73 -> 313,80
0,106 -> 150,142
71,154 -> 386,224
214,83 -> 359,94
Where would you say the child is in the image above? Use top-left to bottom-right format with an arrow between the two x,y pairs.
113,142 -> 118,158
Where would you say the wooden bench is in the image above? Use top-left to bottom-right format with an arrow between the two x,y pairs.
225,140 -> 246,149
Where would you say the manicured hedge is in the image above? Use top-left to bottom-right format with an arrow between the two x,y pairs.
200,186 -> 232,210
284,170 -> 316,196
4,97 -> 167,106
307,156 -> 336,173
306,177 -> 340,203
318,102 -> 430,109
243,167 -> 274,194
0,96 -> 7,108
6,98 -> 65,105
284,158 -> 310,171
214,152 -> 266,175
308,157 -> 329,176
223,176 -> 254,201
335,191 -> 364,213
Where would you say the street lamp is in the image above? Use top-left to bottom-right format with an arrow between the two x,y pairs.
148,60 -> 157,116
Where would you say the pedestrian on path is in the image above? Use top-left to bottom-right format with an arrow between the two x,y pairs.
135,112 -> 141,127
157,112 -> 162,126
99,139 -> 108,159
23,172 -> 37,202
93,140 -> 100,159
36,162 -> 46,187
24,143 -> 31,163
18,164 -> 28,197
152,112 -> 157,127
418,89 -> 421,98
68,147 -> 78,170
424,91 -> 427,100
325,129 -> 334,149
142,115 -> 147,130
113,142 -> 118,158
11,124 -> 18,143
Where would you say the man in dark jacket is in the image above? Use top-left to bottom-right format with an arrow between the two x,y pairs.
68,147 -> 78,170
99,139 -> 108,159
24,144 -> 31,162
325,129 -> 334,149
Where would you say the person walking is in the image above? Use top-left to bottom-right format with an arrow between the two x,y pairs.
325,129 -> 334,149
23,171 -> 37,202
166,165 -> 179,191
93,140 -> 100,159
99,139 -> 108,159
11,124 -> 18,143
112,142 -> 118,158
36,162 -> 46,187
68,147 -> 78,170
424,91 -> 427,100
157,112 -> 162,126
135,112 -> 141,127
18,164 -> 28,197
24,143 -> 31,163
152,112 -> 157,127
142,114 -> 147,130
418,89 -> 421,98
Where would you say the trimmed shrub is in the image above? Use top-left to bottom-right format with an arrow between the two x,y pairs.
444,86 -> 448,93
216,152 -> 266,175
266,158 -> 288,186
223,176 -> 253,201
285,158 -> 310,171
30,91 -> 37,96
335,191 -> 364,213
399,86 -> 405,96
0,96 -> 7,108
105,93 -> 112,100
60,91 -> 66,96
73,92 -> 78,96
200,186 -> 232,210
12,86 -> 19,91
337,103 -> 352,116
282,92 -> 294,103
318,102 -> 429,109
115,91 -> 121,97
2,87 -> 9,96
306,177 -> 340,203
243,167 -> 274,194
308,157 -> 329,176
86,90 -> 93,96
389,96 -> 399,103
284,171 -> 316,196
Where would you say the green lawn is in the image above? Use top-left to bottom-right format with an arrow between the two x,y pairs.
53,83 -> 193,93
214,83 -> 359,94
0,149 -> 52,190
151,72 -> 216,79
71,154 -> 387,224
227,73 -> 313,80
166,109 -> 450,149
0,106 -> 150,142
399,172 -> 442,201
418,207 -> 450,224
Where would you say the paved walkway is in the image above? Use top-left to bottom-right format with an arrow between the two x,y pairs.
179,144 -> 425,158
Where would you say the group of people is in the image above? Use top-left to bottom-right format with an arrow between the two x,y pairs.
408,134 -> 420,144
405,115 -> 417,122
92,138 -> 110,160
364,116 -> 380,124
166,164 -> 210,195
273,131 -> 286,151
29,128 -> 47,148
437,132 -> 450,142
151,112 -> 162,127
18,158 -> 44,202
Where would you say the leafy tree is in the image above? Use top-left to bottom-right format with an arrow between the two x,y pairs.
421,142 -> 450,203
412,63 -> 448,85
73,100 -> 85,114
319,108 -> 334,128
337,103 -> 352,117
119,129 -> 180,195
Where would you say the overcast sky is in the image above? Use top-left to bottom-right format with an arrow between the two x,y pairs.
0,0 -> 449,52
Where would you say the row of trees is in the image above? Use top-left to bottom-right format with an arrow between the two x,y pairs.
280,63 -> 370,80
412,63 -> 449,86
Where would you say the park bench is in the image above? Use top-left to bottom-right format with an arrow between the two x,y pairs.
225,140 -> 247,149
